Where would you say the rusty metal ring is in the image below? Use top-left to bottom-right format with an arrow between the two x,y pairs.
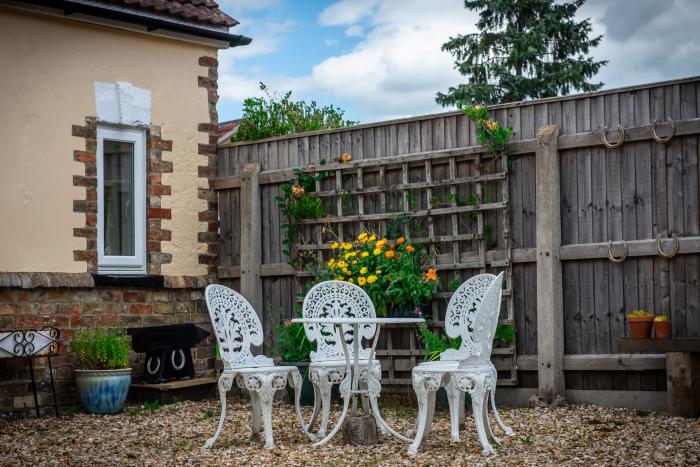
652,118 -> 675,143
602,125 -> 625,149
656,232 -> 679,259
607,240 -> 628,264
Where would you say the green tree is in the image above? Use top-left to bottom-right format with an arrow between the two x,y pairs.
436,0 -> 607,106
233,83 -> 357,142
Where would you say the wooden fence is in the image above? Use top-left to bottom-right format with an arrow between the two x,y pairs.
214,76 -> 700,397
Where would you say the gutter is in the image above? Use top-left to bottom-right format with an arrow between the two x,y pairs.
7,0 -> 252,48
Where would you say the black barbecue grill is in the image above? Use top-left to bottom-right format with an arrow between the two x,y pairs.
127,323 -> 210,384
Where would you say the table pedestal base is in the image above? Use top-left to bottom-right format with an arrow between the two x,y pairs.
343,414 -> 379,445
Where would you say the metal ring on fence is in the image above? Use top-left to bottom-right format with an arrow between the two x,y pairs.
602,125 -> 625,149
652,118 -> 675,143
607,240 -> 628,264
171,349 -> 186,371
656,232 -> 679,259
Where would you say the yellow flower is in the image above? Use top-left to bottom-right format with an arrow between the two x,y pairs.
360,266 -> 368,275
367,275 -> 378,284
485,119 -> 498,131
373,248 -> 381,256
336,261 -> 347,269
358,232 -> 368,241
345,252 -> 357,260
369,234 -> 377,242
375,269 -> 382,274
361,251 -> 369,258
352,260 -> 358,265
339,152 -> 353,163
331,241 -> 339,249
291,184 -> 305,199
347,278 -> 354,283
342,268 -> 350,275
327,258 -> 335,266
357,277 -> 367,286
341,242 -> 352,250
335,276 -> 344,281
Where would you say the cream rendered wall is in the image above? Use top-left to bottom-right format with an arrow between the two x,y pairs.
0,7 -> 216,275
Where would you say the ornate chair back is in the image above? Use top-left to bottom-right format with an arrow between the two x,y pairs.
205,284 -> 273,370
457,272 -> 504,367
302,280 -> 376,362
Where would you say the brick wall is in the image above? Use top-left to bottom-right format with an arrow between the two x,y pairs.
0,286 -> 215,414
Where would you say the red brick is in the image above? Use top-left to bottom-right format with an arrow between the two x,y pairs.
16,316 -> 44,328
198,210 -> 218,222
149,161 -> 173,173
199,56 -> 218,67
73,227 -> 97,239
152,139 -> 173,151
73,150 -> 96,164
86,212 -> 97,226
123,291 -> 146,302
147,240 -> 161,252
73,175 -> 97,187
147,208 -> 171,219
73,250 -> 97,261
130,304 -> 153,314
198,143 -> 216,155
148,173 -> 162,184
148,184 -> 171,196
147,229 -> 172,241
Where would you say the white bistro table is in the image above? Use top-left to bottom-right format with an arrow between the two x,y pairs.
292,317 -> 424,446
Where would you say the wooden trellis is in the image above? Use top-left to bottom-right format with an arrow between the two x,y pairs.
290,148 -> 517,387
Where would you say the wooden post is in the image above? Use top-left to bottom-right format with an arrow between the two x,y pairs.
535,125 -> 565,396
240,163 -> 263,318
666,352 -> 700,417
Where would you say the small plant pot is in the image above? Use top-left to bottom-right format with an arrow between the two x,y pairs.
654,320 -> 672,340
75,368 -> 132,414
283,361 -> 315,406
627,316 -> 654,339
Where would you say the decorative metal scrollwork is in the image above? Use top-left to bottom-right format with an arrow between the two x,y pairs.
656,233 -> 679,259
602,125 -> 625,149
607,240 -> 628,264
0,327 -> 60,358
651,118 -> 675,143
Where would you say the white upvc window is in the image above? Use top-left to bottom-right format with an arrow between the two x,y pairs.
96,127 -> 147,275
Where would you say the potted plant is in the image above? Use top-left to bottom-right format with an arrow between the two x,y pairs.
278,320 -> 315,406
626,310 -> 654,339
316,232 -> 438,317
71,328 -> 131,414
654,315 -> 671,340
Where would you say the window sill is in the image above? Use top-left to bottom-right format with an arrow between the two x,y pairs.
92,274 -> 165,288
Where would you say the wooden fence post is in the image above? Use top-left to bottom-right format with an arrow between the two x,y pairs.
535,125 -> 565,396
240,162 -> 263,319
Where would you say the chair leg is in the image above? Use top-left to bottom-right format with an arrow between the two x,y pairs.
308,376 -> 321,431
317,369 -> 336,438
482,391 -> 500,445
204,374 -> 234,448
470,383 -> 495,456
250,391 -> 261,440
407,372 -> 440,457
445,376 -> 461,443
490,384 -> 514,436
256,378 -> 277,449
289,370 -> 315,442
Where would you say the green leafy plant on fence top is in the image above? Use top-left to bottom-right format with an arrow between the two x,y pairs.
232,83 -> 358,143
461,103 -> 513,156
71,328 -> 130,370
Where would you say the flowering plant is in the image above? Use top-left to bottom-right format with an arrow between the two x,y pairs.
460,103 -> 512,156
315,232 -> 438,316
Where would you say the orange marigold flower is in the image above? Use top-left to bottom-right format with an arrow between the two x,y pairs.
385,250 -> 395,259
390,243 -> 396,250
291,184 -> 305,199
424,268 -> 438,281
396,237 -> 405,244
339,152 -> 353,163
406,245 -> 415,253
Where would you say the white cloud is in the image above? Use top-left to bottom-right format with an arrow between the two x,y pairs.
345,25 -> 364,37
324,39 -> 339,47
318,0 -> 377,26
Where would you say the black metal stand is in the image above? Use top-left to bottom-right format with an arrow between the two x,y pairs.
25,355 -> 59,417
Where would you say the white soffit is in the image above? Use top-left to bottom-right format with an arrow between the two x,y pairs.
94,81 -> 151,126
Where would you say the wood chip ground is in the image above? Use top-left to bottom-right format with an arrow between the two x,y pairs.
1,396 -> 698,466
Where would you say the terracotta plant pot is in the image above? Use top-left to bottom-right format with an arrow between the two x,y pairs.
627,316 -> 654,339
654,320 -> 672,339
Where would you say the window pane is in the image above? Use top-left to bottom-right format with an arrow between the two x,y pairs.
103,140 -> 135,256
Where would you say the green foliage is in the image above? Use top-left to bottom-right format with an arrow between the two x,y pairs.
461,104 -> 512,155
654,315 -> 669,322
198,409 -> 215,421
419,322 -> 516,361
437,0 -> 607,106
313,233 -> 439,317
448,278 -> 463,292
277,321 -> 315,362
71,328 -> 130,370
233,83 -> 357,142
144,400 -> 161,411
627,309 -> 651,317
276,167 -> 329,267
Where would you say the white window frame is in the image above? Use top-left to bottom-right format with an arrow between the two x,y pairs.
96,126 -> 147,275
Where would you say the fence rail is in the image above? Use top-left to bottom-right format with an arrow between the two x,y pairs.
216,76 -> 700,394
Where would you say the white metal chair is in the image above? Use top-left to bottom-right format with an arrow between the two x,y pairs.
301,280 -> 382,437
203,284 -> 311,449
409,272 -> 514,456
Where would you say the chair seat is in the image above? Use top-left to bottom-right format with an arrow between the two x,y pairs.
310,359 -> 380,368
413,361 -> 494,374
223,365 -> 298,374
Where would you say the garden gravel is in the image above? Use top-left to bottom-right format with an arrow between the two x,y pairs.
1,396 -> 698,466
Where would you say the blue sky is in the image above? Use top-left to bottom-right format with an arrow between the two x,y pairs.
217,0 -> 700,125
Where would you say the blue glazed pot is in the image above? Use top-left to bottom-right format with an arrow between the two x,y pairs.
75,369 -> 132,414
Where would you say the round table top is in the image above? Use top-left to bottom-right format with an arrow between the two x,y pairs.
292,317 -> 425,324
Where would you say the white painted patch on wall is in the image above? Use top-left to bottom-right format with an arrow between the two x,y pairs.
94,82 -> 151,126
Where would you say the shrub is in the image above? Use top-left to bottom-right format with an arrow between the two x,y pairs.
233,83 -> 357,142
71,328 -> 130,370
277,321 -> 314,362
627,310 -> 652,318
